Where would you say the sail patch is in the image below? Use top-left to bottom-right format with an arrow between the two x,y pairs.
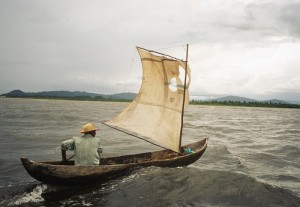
167,66 -> 189,92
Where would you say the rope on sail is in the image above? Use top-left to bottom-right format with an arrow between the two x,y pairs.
137,47 -> 185,62
123,48 -> 138,94
102,121 -> 169,151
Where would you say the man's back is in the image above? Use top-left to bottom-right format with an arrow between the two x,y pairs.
61,132 -> 102,166
73,134 -> 101,166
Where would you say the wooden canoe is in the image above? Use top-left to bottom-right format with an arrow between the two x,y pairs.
21,138 -> 208,186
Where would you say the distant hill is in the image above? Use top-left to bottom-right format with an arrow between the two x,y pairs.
2,90 -> 137,100
102,92 -> 137,100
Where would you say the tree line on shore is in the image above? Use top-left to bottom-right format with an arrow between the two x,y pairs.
1,95 -> 131,102
190,100 -> 300,109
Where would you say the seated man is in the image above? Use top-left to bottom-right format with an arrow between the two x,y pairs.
61,123 -> 103,166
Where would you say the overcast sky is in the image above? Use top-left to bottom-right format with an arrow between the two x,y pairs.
1,0 -> 299,101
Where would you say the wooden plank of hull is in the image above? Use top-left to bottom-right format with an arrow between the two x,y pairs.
21,138 -> 208,186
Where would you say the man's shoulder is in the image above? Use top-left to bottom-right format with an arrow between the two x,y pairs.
72,136 -> 82,141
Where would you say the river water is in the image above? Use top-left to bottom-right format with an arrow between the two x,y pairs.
0,98 -> 299,207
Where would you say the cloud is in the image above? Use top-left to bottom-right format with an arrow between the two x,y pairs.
0,0 -> 299,101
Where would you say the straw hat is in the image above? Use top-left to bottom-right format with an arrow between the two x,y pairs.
80,123 -> 99,133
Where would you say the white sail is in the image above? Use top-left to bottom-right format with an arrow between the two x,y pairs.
104,47 -> 190,152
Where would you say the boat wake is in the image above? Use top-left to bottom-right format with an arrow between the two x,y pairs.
7,184 -> 47,206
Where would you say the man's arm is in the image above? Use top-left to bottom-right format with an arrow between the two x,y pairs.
61,138 -> 75,161
61,149 -> 67,161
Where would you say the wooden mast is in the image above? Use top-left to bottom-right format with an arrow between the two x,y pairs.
179,44 -> 189,152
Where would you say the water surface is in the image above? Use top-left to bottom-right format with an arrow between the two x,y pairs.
0,98 -> 299,206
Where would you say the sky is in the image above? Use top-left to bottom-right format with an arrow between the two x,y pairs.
0,0 -> 299,102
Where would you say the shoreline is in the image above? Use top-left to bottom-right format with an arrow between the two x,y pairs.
2,96 -> 299,109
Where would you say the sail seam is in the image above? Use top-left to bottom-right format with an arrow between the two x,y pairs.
132,99 -> 182,113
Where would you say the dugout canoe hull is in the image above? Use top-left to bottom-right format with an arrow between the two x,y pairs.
21,138 -> 208,186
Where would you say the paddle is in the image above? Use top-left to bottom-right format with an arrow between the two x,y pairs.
67,154 -> 74,160
61,149 -> 74,162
